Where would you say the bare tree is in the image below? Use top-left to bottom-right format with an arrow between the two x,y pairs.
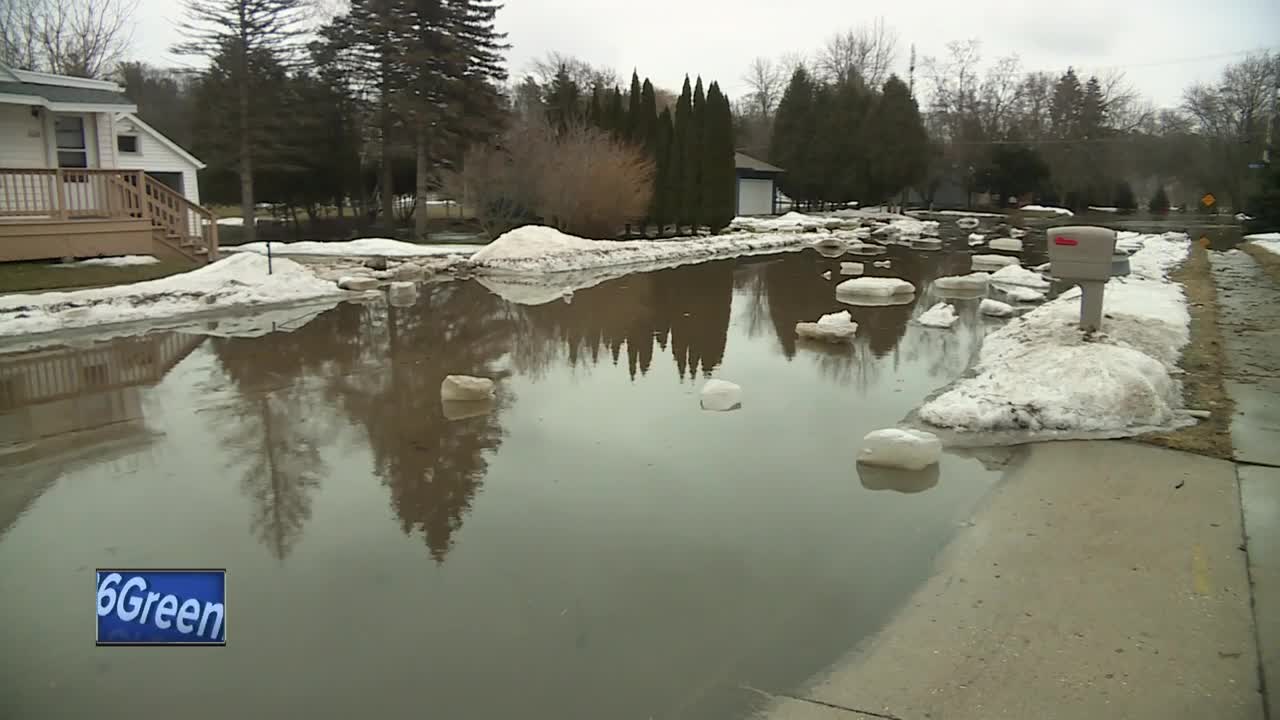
741,56 -> 784,117
1182,51 -> 1277,209
1,0 -> 137,78
530,51 -> 618,92
815,18 -> 898,88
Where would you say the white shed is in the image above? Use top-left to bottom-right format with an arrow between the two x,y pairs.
735,152 -> 784,216
113,113 -> 206,205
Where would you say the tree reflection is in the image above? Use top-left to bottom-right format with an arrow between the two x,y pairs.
327,283 -> 513,562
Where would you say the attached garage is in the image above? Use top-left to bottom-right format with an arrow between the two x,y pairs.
734,152 -> 784,216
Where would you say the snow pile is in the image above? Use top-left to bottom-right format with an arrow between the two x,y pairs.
858,428 -> 942,470
933,273 -> 989,291
918,233 -> 1192,435
968,233 -> 986,244
980,298 -> 1015,317
58,255 -> 159,267
990,264 -> 1050,289
469,225 -> 811,276
835,277 -> 916,296
215,217 -> 246,226
1020,205 -> 1074,216
972,254 -> 1020,270
0,253 -> 345,338
997,285 -> 1046,303
1244,233 -> 1280,259
988,237 -> 1023,252
228,238 -> 474,258
730,211 -> 826,233
1088,206 -> 1119,213
701,379 -> 742,411
925,210 -> 1004,218
796,310 -> 859,342
917,302 -> 958,328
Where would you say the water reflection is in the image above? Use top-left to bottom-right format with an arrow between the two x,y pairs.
858,462 -> 942,494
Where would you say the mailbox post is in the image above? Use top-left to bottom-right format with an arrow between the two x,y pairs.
1047,226 -> 1117,331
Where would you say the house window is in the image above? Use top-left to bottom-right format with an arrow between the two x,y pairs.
117,135 -> 139,154
55,115 -> 88,168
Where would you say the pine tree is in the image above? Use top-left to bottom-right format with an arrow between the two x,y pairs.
1150,185 -> 1171,213
639,78 -> 657,153
175,0 -> 307,243
653,107 -> 674,235
865,75 -> 928,204
771,67 -> 818,206
587,85 -> 603,128
671,76 -> 692,230
606,86 -> 625,138
1114,180 -> 1137,211
683,77 -> 706,228
545,66 -> 581,133
626,70 -> 642,142
701,83 -> 735,231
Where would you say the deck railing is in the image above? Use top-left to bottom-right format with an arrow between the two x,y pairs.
0,168 -> 218,260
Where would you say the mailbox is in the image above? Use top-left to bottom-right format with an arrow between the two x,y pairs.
1047,226 -> 1117,281
1047,225 -> 1118,332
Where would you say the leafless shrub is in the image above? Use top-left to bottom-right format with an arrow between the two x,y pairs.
446,118 -> 654,239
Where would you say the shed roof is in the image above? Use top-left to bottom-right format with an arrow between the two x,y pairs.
735,151 -> 784,174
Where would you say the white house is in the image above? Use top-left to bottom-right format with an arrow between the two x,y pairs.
0,63 -> 216,263
734,152 -> 785,216
0,63 -> 205,204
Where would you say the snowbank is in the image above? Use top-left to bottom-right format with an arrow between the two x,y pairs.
58,255 -> 159,268
923,210 -> 1005,218
227,238 -> 474,258
1245,233 -> 1280,259
730,211 -> 827,233
918,233 -> 1192,436
1088,206 -> 1119,213
1020,205 -> 1074,216
917,302 -> 958,328
0,253 -> 345,339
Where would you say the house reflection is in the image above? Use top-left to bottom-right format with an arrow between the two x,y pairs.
0,332 -> 205,536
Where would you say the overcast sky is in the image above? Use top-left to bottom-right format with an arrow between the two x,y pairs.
131,0 -> 1279,109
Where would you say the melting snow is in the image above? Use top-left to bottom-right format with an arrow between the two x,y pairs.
917,302 -> 959,328
835,277 -> 916,296
57,255 -> 160,267
933,273 -> 990,291
1020,205 -> 1074,216
990,265 -> 1050,289
228,238 -> 475,258
858,428 -> 943,470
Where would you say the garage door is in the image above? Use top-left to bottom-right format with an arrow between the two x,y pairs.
737,178 -> 774,216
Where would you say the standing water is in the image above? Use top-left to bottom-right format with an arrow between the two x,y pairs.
1,243 -> 1013,719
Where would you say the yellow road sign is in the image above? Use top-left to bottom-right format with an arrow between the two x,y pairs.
1202,193 -> 1216,207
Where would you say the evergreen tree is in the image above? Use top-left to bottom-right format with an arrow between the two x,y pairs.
545,66 -> 581,133
670,76 -> 693,229
701,83 -> 736,231
1150,185 -> 1171,213
771,67 -> 819,206
1243,164 -> 1280,234
865,76 -> 928,204
1114,180 -> 1137,211
587,85 -> 603,128
606,86 -> 626,138
175,0 -> 308,243
638,78 -> 657,153
626,70 -> 642,142
652,107 -> 674,234
683,77 -> 706,227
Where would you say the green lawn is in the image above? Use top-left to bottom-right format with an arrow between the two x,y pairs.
0,260 -> 196,294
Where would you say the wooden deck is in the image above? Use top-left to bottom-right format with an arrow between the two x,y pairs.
0,168 -> 218,263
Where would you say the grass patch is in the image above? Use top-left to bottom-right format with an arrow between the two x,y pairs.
1239,242 -> 1280,283
0,259 -> 196,294
1139,243 -> 1235,459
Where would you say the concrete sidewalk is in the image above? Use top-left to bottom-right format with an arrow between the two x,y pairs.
755,441 -> 1263,720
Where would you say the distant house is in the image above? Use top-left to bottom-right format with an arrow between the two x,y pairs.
0,63 -> 217,263
735,152 -> 784,216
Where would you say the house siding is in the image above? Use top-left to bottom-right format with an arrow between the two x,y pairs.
0,104 -> 49,167
96,112 -> 116,169
115,119 -> 201,205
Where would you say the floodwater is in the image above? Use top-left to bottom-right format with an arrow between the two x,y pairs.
0,224 -> 1049,719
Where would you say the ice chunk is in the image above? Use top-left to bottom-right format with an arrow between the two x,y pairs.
858,463 -> 940,493
1020,204 -> 1074,216
933,272 -> 989,291
980,298 -> 1015,317
989,237 -> 1023,252
847,242 -> 888,256
389,281 -> 416,292
971,254 -> 1021,271
910,237 -> 943,250
838,294 -> 915,307
440,375 -> 496,401
968,233 -> 986,243
956,217 -> 981,230
858,428 -> 942,470
1033,262 -> 1051,273
873,260 -> 891,268
700,379 -> 742,411
815,243 -> 848,258
1009,227 -> 1028,239
821,270 -> 833,279
990,264 -> 1050,289
337,276 -> 380,291
917,302 -> 958,328
796,316 -> 858,342
996,284 -> 1046,303
840,262 -> 864,276
835,277 -> 916,296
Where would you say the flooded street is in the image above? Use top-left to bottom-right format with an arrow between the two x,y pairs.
0,213 -> 1238,719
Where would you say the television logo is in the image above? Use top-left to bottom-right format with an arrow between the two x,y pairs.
96,569 -> 226,646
